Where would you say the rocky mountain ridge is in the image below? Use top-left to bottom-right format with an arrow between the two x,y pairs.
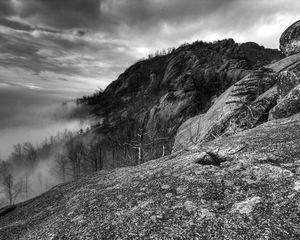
77,39 -> 283,167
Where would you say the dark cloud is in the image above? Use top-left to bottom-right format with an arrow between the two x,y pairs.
19,0 -> 102,29
100,0 -> 237,27
0,17 -> 62,34
0,0 -> 299,89
0,0 -> 14,16
0,18 -> 32,31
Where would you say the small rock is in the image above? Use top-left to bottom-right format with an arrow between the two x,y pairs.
161,184 -> 170,190
150,216 -> 157,222
198,208 -> 215,219
117,195 -> 123,200
184,201 -> 197,213
231,196 -> 261,215
165,193 -> 173,198
176,187 -> 187,194
294,181 -> 300,191
135,192 -> 145,197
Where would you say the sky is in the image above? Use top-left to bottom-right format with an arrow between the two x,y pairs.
0,0 -> 300,157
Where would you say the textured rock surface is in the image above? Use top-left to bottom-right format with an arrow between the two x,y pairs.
269,84 -> 300,120
276,71 -> 300,100
1,113 -> 300,239
280,20 -> 300,56
173,68 -> 278,151
174,51 -> 300,152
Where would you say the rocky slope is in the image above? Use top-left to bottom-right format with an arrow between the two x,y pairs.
0,112 -> 299,239
78,39 -> 283,167
1,20 -> 300,240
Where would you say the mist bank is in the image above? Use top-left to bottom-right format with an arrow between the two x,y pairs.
0,85 -> 92,159
0,84 -> 93,207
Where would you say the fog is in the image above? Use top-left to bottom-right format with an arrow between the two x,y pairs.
0,85 -> 90,159
0,83 -> 93,206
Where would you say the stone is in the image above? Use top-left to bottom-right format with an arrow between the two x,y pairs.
269,84 -> 300,120
294,181 -> 300,191
176,187 -> 187,195
231,197 -> 261,215
165,193 -> 173,198
276,71 -> 300,100
161,184 -> 170,190
184,201 -> 197,213
280,20 -> 300,56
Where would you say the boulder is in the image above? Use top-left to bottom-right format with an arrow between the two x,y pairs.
280,20 -> 300,56
1,113 -> 300,239
269,84 -> 300,120
276,71 -> 300,100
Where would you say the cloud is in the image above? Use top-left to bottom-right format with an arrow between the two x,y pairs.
0,1 -> 15,16
1,0 -> 299,94
17,0 -> 102,29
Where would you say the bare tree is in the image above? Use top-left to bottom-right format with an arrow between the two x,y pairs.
86,140 -> 103,172
52,153 -> 70,182
1,174 -> 23,206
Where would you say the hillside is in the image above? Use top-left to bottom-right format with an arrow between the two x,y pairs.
0,112 -> 299,239
1,19 -> 300,240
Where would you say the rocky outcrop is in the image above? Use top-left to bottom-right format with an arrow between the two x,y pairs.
1,113 -> 300,239
269,84 -> 300,120
280,20 -> 300,56
174,30 -> 300,152
173,68 -> 280,151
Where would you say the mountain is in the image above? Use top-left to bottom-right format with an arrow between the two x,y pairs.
76,39 -> 283,168
1,20 -> 300,240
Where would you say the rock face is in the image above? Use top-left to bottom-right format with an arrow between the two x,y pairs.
280,20 -> 300,56
173,52 -> 300,152
276,71 -> 300,100
173,20 -> 300,152
269,84 -> 300,120
1,113 -> 300,239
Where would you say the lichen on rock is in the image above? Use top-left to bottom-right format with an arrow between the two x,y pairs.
280,20 -> 300,56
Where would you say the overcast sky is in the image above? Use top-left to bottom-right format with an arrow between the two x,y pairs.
0,0 -> 300,157
0,0 -> 300,93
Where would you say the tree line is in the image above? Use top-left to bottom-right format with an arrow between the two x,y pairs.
0,124 -> 172,207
